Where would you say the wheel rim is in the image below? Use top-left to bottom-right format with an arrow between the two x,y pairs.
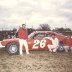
59,46 -> 63,50
58,46 -> 64,51
9,45 -> 18,53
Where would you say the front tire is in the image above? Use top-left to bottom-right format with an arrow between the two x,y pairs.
6,42 -> 19,55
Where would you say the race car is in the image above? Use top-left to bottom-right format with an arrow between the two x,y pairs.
0,31 -> 71,55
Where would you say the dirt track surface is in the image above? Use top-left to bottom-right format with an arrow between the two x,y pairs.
0,48 -> 72,72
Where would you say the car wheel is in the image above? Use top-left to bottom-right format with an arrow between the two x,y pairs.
57,42 -> 64,52
6,42 -> 19,55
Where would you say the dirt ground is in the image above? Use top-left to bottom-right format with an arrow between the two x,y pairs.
0,48 -> 72,72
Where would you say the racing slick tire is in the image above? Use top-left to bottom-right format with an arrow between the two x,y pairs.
57,41 -> 65,52
6,42 -> 19,55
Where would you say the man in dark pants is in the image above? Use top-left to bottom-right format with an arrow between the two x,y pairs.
18,24 -> 29,56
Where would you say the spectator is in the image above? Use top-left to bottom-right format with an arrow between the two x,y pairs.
0,32 -> 4,41
11,28 -> 18,38
18,24 -> 29,56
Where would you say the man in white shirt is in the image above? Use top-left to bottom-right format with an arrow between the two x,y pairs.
44,34 -> 59,52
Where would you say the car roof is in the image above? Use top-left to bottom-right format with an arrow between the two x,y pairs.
33,31 -> 58,35
34,31 -> 54,33
33,31 -> 65,37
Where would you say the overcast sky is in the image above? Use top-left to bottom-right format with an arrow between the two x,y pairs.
0,0 -> 72,30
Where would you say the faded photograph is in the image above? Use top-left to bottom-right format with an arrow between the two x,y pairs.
0,0 -> 72,72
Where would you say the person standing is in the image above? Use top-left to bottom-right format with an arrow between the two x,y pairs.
18,24 -> 29,55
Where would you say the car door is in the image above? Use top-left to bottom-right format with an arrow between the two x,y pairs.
28,33 -> 47,50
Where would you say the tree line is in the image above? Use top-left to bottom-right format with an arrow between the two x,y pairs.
28,24 -> 72,36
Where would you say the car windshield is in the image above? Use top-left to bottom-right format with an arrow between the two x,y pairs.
28,32 -> 34,39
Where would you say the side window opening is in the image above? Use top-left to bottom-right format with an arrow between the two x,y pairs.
45,33 -> 51,37
33,33 -> 45,39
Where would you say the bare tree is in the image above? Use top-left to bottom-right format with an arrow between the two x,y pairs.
53,27 -> 71,32
53,27 -> 72,36
37,24 -> 51,31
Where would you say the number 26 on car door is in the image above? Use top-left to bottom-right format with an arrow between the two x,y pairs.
32,39 -> 46,49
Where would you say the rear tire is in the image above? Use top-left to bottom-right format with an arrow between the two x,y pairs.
57,41 -> 64,52
6,42 -> 19,55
